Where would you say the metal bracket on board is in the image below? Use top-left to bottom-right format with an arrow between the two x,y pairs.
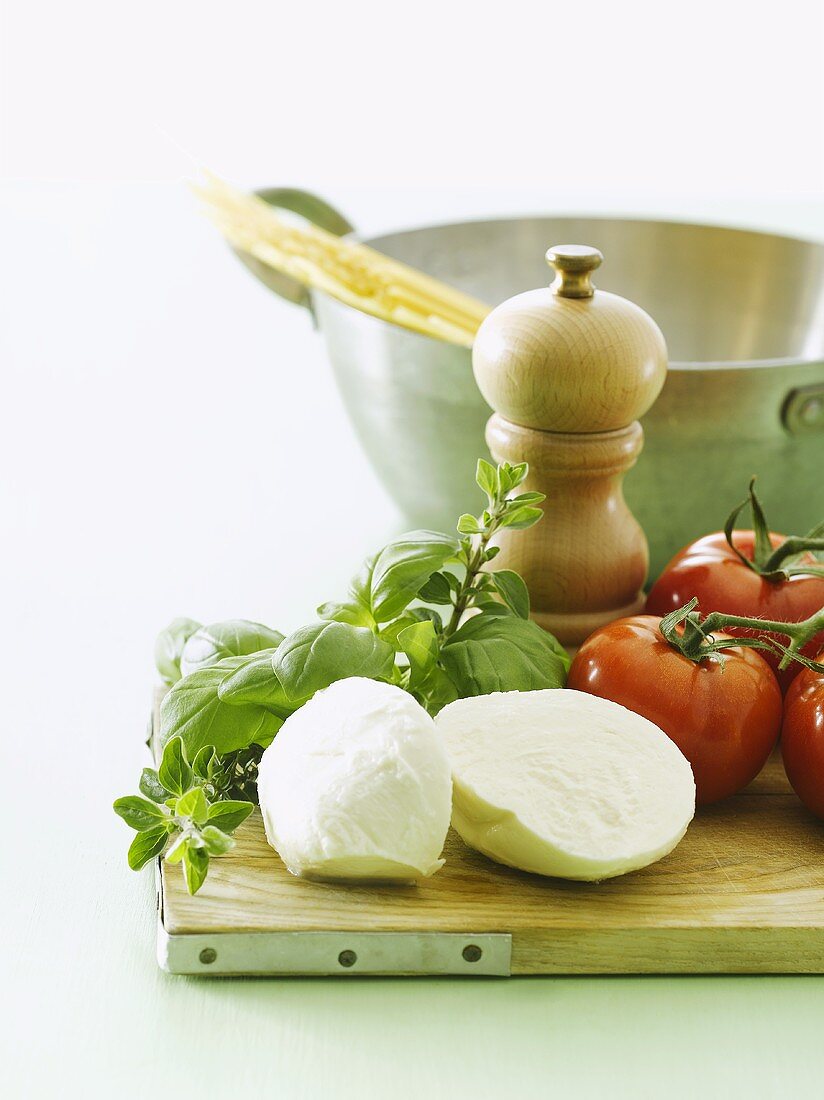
156,868 -> 511,977
157,923 -> 512,977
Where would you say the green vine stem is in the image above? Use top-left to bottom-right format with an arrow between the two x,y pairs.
724,478 -> 824,580
660,597 -> 824,672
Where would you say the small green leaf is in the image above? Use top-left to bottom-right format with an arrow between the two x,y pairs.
457,514 -> 482,535
183,846 -> 209,895
475,458 -> 499,500
154,617 -> 202,684
499,505 -> 544,531
191,745 -> 216,780
417,666 -> 461,714
217,651 -> 293,715
417,572 -> 453,605
508,491 -> 546,505
317,600 -> 375,627
498,462 -> 528,495
398,619 -> 439,688
165,832 -> 189,864
157,736 -> 192,796
180,620 -> 285,677
206,799 -> 255,833
409,607 -> 444,632
127,826 -> 168,870
113,795 -> 167,831
176,786 -> 209,825
201,825 -> 235,856
350,531 -> 460,623
491,570 -> 530,618
138,768 -> 168,803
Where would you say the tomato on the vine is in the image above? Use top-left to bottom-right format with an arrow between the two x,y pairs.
646,532 -> 824,691
781,657 -> 824,820
645,482 -> 824,692
568,614 -> 783,805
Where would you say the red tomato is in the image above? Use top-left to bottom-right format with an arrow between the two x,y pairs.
568,615 -> 783,805
646,531 -> 824,692
781,659 -> 824,819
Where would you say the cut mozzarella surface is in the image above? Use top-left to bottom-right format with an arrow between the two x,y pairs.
257,677 -> 451,882
437,689 -> 695,881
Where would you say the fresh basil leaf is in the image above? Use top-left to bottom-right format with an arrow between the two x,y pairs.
490,570 -> 530,619
158,661 -> 282,758
138,768 -> 168,803
508,491 -> 546,505
398,619 -> 440,689
316,600 -> 375,627
440,615 -> 569,697
206,799 -> 255,833
475,458 -> 499,500
351,531 -> 459,623
157,736 -> 192,795
472,598 -> 514,618
183,847 -> 209,894
499,505 -> 543,531
417,667 -> 460,714
408,606 -> 444,632
113,795 -> 167,831
175,786 -> 209,825
127,826 -> 168,870
201,825 -> 235,856
154,617 -> 202,684
217,651 -> 293,715
180,620 -> 285,677
379,615 -> 421,647
274,621 -> 396,704
417,572 -> 453,605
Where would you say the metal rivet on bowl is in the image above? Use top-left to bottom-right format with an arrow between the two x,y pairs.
199,948 -> 217,965
462,944 -> 483,963
799,397 -> 824,426
338,949 -> 357,968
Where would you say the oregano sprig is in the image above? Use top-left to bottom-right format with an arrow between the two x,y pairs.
443,459 -> 544,638
114,736 -> 255,895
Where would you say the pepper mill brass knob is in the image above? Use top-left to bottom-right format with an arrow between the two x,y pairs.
473,245 -> 668,646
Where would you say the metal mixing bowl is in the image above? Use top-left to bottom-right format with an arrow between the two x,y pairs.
239,191 -> 824,578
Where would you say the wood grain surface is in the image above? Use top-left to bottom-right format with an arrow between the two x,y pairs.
162,751 -> 824,974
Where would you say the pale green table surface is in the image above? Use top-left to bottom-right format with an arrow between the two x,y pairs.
4,183 -> 824,1098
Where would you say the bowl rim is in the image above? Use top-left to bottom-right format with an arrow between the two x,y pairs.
332,212 -> 824,371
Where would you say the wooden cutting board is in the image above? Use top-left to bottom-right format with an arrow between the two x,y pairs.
156,699 -> 824,977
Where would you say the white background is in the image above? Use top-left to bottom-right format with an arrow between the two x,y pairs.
3,2 -> 824,1097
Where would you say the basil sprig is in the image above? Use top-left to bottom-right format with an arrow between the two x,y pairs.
116,459 -> 569,895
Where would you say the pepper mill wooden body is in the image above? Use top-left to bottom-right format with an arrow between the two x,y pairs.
473,246 -> 668,647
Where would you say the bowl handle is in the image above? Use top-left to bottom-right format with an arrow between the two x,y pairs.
231,187 -> 356,309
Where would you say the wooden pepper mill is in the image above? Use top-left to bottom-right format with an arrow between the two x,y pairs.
473,245 -> 668,647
